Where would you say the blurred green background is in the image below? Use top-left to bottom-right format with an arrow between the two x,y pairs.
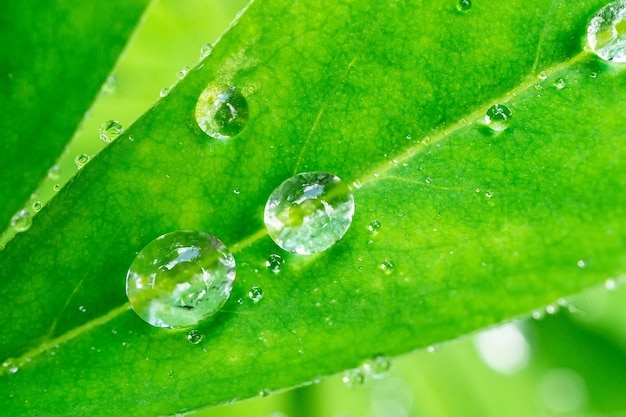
48,1 -> 626,416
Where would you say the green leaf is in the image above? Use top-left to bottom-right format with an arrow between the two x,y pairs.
2,0 -> 625,416
0,0 -> 150,230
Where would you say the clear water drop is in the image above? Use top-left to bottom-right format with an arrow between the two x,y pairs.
264,171 -> 355,254
199,43 -> 213,59
125,230 -> 236,329
485,191 -> 494,199
47,165 -> 60,180
2,359 -> 19,374
195,85 -> 249,139
380,259 -> 395,274
342,368 -> 365,389
177,66 -> 190,80
259,388 -> 271,397
485,104 -> 512,131
555,78 -> 566,90
187,329 -> 203,344
78,305 -> 86,313
53,184 -> 61,192
538,71 -> 548,80
248,286 -> 263,303
367,220 -> 382,235
160,87 -> 170,98
362,355 -> 391,379
266,253 -> 285,274
577,259 -> 587,268
74,153 -> 90,169
457,0 -> 471,12
99,120 -> 123,143
10,209 -> 32,232
588,0 -> 626,62
32,201 -> 43,212
102,75 -> 117,95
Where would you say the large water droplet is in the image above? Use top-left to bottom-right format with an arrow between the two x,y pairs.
10,209 -> 32,232
126,230 -> 236,329
263,172 -> 355,254
187,329 -> 203,344
588,0 -> 626,62
74,153 -> 90,169
99,120 -> 123,143
457,0 -> 472,12
484,104 -> 512,131
266,253 -> 285,274
248,286 -> 263,303
195,85 -> 249,139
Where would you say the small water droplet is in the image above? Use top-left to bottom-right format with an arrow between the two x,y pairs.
2,359 -> 19,374
555,78 -> 566,90
125,230 -> 236,329
577,259 -> 587,268
362,355 -> 391,379
102,75 -> 117,95
367,220 -> 382,235
177,66 -> 190,80
78,305 -> 86,313
53,184 -> 61,192
485,191 -> 494,199
538,71 -> 548,80
380,259 -> 394,274
47,165 -> 60,180
236,297 -> 244,305
160,87 -> 170,98
74,153 -> 90,169
233,188 -> 241,195
10,209 -> 32,232
546,304 -> 558,315
32,201 -> 43,212
195,85 -> 249,139
457,0 -> 472,12
187,329 -> 203,344
590,71 -> 598,78
248,286 -> 263,303
259,388 -> 271,397
99,120 -> 123,143
266,254 -> 285,274
342,368 -> 365,389
264,171 -> 355,254
484,104 -> 512,131
605,278 -> 617,290
587,0 -> 626,62
425,177 -> 432,184
199,43 -> 213,59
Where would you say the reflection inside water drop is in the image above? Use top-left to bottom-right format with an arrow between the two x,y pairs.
126,230 -> 236,329
588,0 -> 626,62
484,104 -> 512,131
195,85 -> 249,139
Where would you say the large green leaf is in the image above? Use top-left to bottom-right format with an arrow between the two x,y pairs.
0,0 -> 150,231
2,0 -> 625,416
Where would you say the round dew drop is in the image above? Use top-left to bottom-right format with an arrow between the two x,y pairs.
266,253 -> 285,274
342,368 -> 365,389
125,230 -> 236,329
457,0 -> 472,12
588,0 -> 626,62
10,209 -> 32,232
187,329 -> 203,344
248,286 -> 263,303
195,85 -> 249,139
99,120 -> 123,143
484,104 -> 512,132
362,355 -> 392,379
263,171 -> 355,254
74,153 -> 90,169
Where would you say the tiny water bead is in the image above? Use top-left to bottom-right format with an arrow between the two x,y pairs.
484,104 -> 512,131
588,0 -> 626,62
99,120 -> 123,143
264,171 -> 355,254
380,259 -> 395,274
10,209 -> 32,232
32,201 -> 43,212
367,220 -> 382,235
199,43 -> 213,59
266,253 -> 285,274
457,0 -> 472,12
177,66 -> 190,80
74,153 -> 90,169
362,355 -> 392,379
160,87 -> 170,98
102,75 -> 117,95
126,231 -> 236,329
187,329 -> 203,344
248,286 -> 263,303
342,368 -> 365,389
195,85 -> 249,139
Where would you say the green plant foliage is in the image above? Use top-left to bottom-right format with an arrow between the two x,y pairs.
1,0 -> 626,416
0,0 -> 150,230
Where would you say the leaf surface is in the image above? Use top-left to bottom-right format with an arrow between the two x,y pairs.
0,0 -> 149,230
2,0 -> 626,416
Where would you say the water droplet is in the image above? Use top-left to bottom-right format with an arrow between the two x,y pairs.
590,71 -> 598,78
2,359 -> 19,374
457,0 -> 471,12
532,310 -> 545,320
367,220 -> 382,235
555,78 -> 566,90
605,278 -> 617,290
125,230 -> 236,329
47,165 -> 60,180
263,171 -> 355,254
195,85 -> 249,139
484,104 -> 512,131
588,0 -> 626,62
485,191 -> 494,199
53,184 -> 61,192
248,286 -> 263,303
425,177 -> 432,184
546,304 -> 558,315
233,188 -> 241,195
10,209 -> 32,232
342,368 -> 365,389
236,297 -> 244,305
577,259 -> 587,268
199,43 -> 213,59
78,305 -> 86,313
160,87 -> 170,98
538,71 -> 548,80
266,254 -> 285,274
258,388 -> 271,397
74,153 -> 90,169
32,201 -> 43,212
99,120 -> 123,143
177,66 -> 190,80
362,355 -> 391,379
380,259 -> 394,274
102,75 -> 117,95
187,329 -> 203,344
